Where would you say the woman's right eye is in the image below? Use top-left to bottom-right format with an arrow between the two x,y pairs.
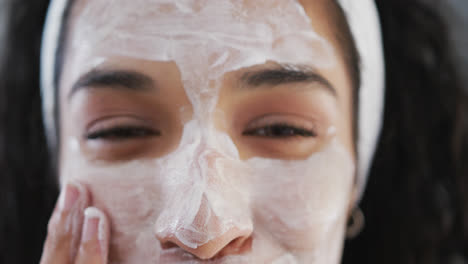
85,126 -> 160,141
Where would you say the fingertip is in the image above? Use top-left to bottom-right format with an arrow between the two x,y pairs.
56,181 -> 90,213
68,181 -> 90,207
80,207 -> 110,263
84,207 -> 109,242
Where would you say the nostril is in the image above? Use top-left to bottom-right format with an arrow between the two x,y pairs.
213,235 -> 253,259
161,241 -> 179,250
157,229 -> 253,260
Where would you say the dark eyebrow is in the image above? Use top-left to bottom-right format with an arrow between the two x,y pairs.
68,69 -> 155,100
240,64 -> 337,97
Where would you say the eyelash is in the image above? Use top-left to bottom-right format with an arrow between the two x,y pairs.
86,126 -> 160,140
243,123 -> 316,138
86,123 -> 315,141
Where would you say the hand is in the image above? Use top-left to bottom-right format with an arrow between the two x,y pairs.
40,182 -> 110,264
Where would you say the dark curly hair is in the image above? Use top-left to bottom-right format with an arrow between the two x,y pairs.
0,0 -> 466,263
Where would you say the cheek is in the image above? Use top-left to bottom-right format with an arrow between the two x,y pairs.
249,139 -> 355,249
60,151 -> 167,261
61,162 -> 161,222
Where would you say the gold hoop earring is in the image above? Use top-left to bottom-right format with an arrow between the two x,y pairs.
346,207 -> 365,239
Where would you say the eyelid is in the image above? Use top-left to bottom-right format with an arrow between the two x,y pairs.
245,113 -> 317,132
86,115 -> 154,130
84,115 -> 158,139
86,126 -> 160,140
242,113 -> 319,138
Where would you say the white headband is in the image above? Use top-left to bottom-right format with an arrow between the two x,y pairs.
40,0 -> 385,202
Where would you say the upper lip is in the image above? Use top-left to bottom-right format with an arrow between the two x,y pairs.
159,248 -> 251,264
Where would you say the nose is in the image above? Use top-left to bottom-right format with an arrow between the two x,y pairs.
155,139 -> 253,260
157,226 -> 253,260
156,195 -> 253,260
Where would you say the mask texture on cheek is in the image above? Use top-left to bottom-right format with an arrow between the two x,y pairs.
248,139 -> 354,253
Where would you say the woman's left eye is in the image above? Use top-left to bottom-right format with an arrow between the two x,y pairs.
243,123 -> 316,138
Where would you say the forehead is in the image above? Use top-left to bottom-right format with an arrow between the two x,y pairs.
65,0 -> 337,79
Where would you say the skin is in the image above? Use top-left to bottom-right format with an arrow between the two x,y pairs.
41,0 -> 357,263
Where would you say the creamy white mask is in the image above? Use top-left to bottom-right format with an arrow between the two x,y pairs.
41,0 -> 385,200
63,125 -> 354,263
41,0 -> 384,263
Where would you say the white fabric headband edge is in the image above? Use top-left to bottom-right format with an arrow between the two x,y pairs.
337,0 -> 386,201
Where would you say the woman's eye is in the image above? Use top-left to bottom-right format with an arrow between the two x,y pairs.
86,126 -> 160,141
243,123 -> 316,138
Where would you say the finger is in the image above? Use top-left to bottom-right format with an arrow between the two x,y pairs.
40,182 -> 89,264
75,207 -> 110,264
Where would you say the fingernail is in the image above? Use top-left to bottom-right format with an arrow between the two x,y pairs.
59,183 -> 81,211
82,207 -> 103,242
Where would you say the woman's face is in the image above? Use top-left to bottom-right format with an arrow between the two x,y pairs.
58,0 -> 356,263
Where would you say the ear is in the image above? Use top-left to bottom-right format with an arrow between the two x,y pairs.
344,177 -> 366,239
346,169 -> 360,218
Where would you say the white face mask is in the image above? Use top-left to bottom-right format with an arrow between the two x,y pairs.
41,0 -> 384,263
41,0 -> 385,200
